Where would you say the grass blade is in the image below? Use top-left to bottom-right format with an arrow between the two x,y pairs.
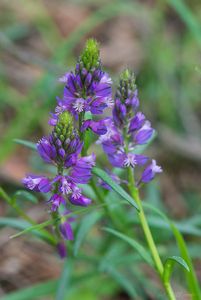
56,259 -> 73,300
74,211 -> 101,256
13,139 -> 37,150
103,227 -> 153,267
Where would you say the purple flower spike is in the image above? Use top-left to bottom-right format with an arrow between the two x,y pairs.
141,160 -> 162,183
57,242 -> 67,259
59,221 -> 74,240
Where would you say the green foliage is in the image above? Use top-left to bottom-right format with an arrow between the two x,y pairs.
92,167 -> 139,210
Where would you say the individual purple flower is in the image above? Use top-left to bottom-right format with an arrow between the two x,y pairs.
133,121 -> 154,145
123,153 -> 148,168
129,112 -> 146,133
70,153 -> 96,184
81,119 -> 107,135
22,174 -> 51,193
59,221 -> 74,240
141,160 -> 162,183
49,194 -> 66,211
37,137 -> 57,164
57,242 -> 67,259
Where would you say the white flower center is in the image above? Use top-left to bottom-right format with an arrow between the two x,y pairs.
73,99 -> 84,112
72,187 -> 82,199
123,154 -> 137,167
61,180 -> 72,195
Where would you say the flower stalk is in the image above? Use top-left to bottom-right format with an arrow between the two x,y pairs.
128,168 -> 176,300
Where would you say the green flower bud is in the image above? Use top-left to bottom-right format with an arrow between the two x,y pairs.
80,39 -> 100,71
117,69 -> 137,102
54,112 -> 74,142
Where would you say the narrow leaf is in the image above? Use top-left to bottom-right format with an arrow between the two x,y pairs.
9,219 -> 54,239
170,223 -> 201,300
0,217 -> 55,245
163,255 -> 189,283
56,259 -> 72,300
0,280 -> 57,300
106,266 -> 138,298
103,227 -> 153,266
13,138 -> 36,150
14,190 -> 38,204
74,211 -> 101,256
143,202 -> 201,299
92,167 -> 139,211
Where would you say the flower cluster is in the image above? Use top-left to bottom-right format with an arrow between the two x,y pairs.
49,39 -> 112,135
98,69 -> 162,184
22,39 -> 162,258
23,112 -> 95,257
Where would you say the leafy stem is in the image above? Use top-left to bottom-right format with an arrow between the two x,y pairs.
127,168 -> 176,300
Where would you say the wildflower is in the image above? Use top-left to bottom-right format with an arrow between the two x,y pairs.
98,69 -> 162,183
49,39 -> 112,135
140,160 -> 163,183
23,112 -> 95,211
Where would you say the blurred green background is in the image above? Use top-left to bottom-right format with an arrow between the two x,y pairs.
0,0 -> 201,299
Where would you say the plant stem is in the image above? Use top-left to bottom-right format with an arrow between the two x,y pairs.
127,168 -> 176,300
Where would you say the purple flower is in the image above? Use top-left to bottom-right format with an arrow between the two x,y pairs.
70,192 -> 91,206
57,242 -> 67,259
123,153 -> 148,168
70,153 -> 96,184
141,160 -> 162,183
129,112 -> 146,133
59,221 -> 74,240
134,121 -> 154,145
22,174 -> 51,193
49,194 -> 66,211
37,137 -> 57,164
97,69 -> 162,186
81,119 -> 107,135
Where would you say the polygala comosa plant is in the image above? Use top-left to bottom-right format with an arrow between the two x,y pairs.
4,39 -> 200,300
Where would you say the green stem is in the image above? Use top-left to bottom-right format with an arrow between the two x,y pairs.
127,168 -> 176,300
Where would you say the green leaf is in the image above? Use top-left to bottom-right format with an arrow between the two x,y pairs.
13,138 -> 37,150
170,223 -> 201,300
0,217 -> 55,245
143,203 -> 201,300
74,211 -> 101,256
92,167 -> 139,211
14,190 -> 38,204
9,219 -> 54,239
163,255 -> 189,283
106,265 -> 138,298
0,279 -> 57,300
56,259 -> 73,300
103,227 -> 153,267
